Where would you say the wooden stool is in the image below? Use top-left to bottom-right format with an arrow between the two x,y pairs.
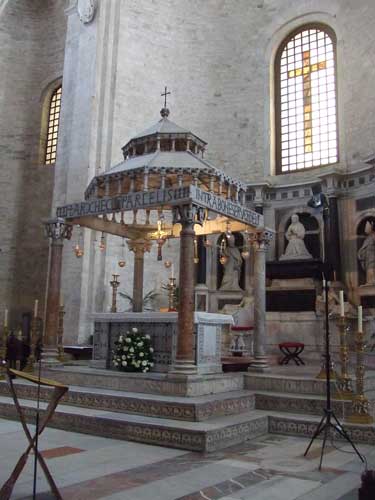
278,342 -> 305,366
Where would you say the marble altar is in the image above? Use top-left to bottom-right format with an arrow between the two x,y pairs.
92,312 -> 233,375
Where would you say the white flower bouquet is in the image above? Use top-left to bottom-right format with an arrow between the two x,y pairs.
112,328 -> 154,373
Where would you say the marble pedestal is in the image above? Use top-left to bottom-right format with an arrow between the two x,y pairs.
92,312 -> 233,375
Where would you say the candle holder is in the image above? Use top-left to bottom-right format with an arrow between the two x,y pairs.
316,356 -> 338,380
24,317 -> 38,373
168,277 -> 177,312
110,274 -> 120,313
57,305 -> 65,362
334,316 -> 353,400
346,328 -> 374,424
0,324 -> 9,380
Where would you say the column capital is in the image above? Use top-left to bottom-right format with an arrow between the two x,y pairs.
172,203 -> 205,226
44,218 -> 73,242
127,239 -> 152,256
248,229 -> 273,250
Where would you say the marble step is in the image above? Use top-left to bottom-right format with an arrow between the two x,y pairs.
244,371 -> 375,396
255,391 -> 354,418
0,396 -> 268,453
268,411 -> 375,445
41,366 -> 244,396
0,380 -> 255,421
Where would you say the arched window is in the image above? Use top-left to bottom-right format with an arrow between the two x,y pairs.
275,24 -> 338,174
45,85 -> 62,164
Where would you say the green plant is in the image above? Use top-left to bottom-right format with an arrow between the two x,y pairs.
112,327 -> 154,372
119,290 -> 159,311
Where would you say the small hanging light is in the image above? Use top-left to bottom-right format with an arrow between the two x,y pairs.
225,220 -> 232,237
219,236 -> 228,265
118,238 -> 126,268
241,247 -> 250,260
99,232 -> 106,252
74,226 -> 84,258
203,236 -> 212,248
156,216 -> 166,261
194,238 -> 199,264
164,260 -> 172,269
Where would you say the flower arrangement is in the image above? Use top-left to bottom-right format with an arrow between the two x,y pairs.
112,328 -> 154,373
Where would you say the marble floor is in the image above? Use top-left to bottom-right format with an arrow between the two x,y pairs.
0,418 -> 373,500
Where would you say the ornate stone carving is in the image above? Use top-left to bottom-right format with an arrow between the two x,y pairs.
172,203 -> 205,226
44,218 -> 72,242
77,0 -> 97,24
248,229 -> 273,250
219,234 -> 243,291
358,220 -> 375,285
280,214 -> 312,260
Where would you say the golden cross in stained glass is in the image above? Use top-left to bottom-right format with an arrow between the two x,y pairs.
288,51 -> 327,153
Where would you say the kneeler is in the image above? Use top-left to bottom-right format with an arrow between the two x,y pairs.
0,368 -> 68,500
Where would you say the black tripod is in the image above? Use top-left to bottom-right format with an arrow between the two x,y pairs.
303,275 -> 364,469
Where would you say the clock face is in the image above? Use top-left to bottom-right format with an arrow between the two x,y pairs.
77,0 -> 96,24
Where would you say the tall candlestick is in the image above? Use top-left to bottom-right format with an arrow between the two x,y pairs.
358,305 -> 363,333
339,290 -> 344,317
4,309 -> 8,328
34,299 -> 39,318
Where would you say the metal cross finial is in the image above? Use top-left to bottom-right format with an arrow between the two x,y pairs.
161,86 -> 171,108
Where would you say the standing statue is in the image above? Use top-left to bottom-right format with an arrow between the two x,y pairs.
358,220 -> 375,285
220,234 -> 243,291
280,213 -> 313,261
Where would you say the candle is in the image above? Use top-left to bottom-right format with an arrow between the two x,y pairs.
358,305 -> 363,333
34,299 -> 39,318
333,270 -> 337,282
4,309 -> 8,328
339,290 -> 344,317
171,263 -> 174,280
60,295 -> 64,308
322,278 -> 326,302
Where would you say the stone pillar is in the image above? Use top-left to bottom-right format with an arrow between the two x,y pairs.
170,205 -> 197,375
43,219 -> 72,365
127,239 -> 152,312
248,230 -> 272,372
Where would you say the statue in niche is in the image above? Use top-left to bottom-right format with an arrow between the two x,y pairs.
219,234 -> 243,291
358,220 -> 375,285
280,213 -> 313,261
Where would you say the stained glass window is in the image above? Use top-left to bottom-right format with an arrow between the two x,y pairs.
275,25 -> 338,173
45,86 -> 62,165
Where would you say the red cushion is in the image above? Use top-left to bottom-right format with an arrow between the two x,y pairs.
279,342 -> 304,348
231,326 -> 254,331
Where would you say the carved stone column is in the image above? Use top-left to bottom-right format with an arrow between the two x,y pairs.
169,205 -> 200,375
248,229 -> 272,372
127,239 -> 152,312
43,218 -> 72,365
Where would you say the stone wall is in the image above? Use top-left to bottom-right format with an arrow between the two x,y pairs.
111,0 -> 375,181
0,0 -> 66,327
3,0 -> 375,344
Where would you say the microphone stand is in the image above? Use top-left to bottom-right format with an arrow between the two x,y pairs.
304,204 -> 364,468
32,345 -> 42,498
